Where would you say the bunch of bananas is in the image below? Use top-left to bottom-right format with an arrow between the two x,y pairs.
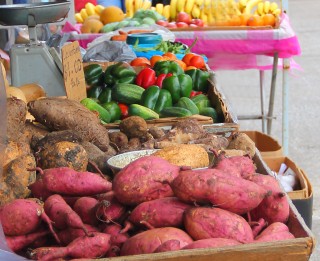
125,0 -> 152,17
75,3 -> 104,23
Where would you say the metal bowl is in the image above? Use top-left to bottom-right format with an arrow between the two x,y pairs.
0,0 -> 70,26
107,149 -> 159,175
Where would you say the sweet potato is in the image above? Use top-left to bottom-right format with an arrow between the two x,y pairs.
29,246 -> 60,260
120,227 -> 193,256
249,173 -> 290,224
255,222 -> 295,242
0,199 -> 59,242
213,153 -> 256,178
103,224 -> 130,247
44,194 -> 90,236
113,156 -> 180,205
184,207 -> 254,243
28,177 -> 53,201
40,232 -> 111,261
181,238 -> 241,250
251,218 -> 268,238
57,224 -> 100,246
38,167 -> 112,196
171,168 -> 267,215
27,97 -> 110,151
73,197 -> 99,226
96,196 -> 126,224
129,197 -> 191,229
38,141 -> 88,172
6,230 -> 49,252
153,239 -> 181,253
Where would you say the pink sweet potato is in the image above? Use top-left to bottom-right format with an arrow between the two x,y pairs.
182,238 -> 241,250
113,156 -> 180,205
44,194 -> 90,236
0,199 -> 59,243
29,246 -> 61,260
120,227 -> 193,256
73,197 -> 99,226
40,232 -> 111,261
172,168 -> 267,215
96,197 -> 126,224
249,173 -> 290,224
153,239 -> 181,253
103,224 -> 130,247
255,222 -> 295,242
129,197 -> 191,229
28,178 -> 53,201
57,224 -> 100,246
38,167 -> 112,196
184,207 -> 254,243
214,154 -> 256,178
251,218 -> 268,238
6,230 -> 49,252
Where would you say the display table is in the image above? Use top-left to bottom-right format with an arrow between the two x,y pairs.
173,13 -> 301,155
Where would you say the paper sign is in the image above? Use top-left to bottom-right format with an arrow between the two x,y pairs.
61,41 -> 86,101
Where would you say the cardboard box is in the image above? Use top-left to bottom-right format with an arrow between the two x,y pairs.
242,131 -> 283,158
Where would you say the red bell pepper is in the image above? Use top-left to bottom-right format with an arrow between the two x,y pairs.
135,68 -> 156,89
155,73 -> 173,88
118,103 -> 129,119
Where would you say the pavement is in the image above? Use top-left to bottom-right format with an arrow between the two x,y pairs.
215,0 -> 319,259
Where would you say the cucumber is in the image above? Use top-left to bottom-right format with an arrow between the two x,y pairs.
112,83 -> 145,105
200,107 -> 218,122
175,97 -> 199,115
160,107 -> 193,118
80,98 -> 111,123
101,101 -> 121,122
128,104 -> 159,120
191,94 -> 211,110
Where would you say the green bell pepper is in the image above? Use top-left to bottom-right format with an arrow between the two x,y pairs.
185,69 -> 210,93
98,87 -> 113,103
104,62 -> 137,87
153,60 -> 184,76
162,74 -> 193,104
140,85 -> 172,113
84,64 -> 104,87
87,85 -> 103,99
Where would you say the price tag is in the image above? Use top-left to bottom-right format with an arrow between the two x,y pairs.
61,41 -> 86,101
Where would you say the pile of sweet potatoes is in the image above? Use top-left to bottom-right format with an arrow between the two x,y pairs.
0,151 -> 295,260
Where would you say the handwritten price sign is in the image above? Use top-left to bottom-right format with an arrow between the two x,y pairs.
61,41 -> 86,101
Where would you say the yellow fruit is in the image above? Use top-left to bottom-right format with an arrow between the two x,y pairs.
86,14 -> 100,21
257,2 -> 264,15
263,1 -> 270,13
135,0 -> 143,11
269,2 -> 278,12
156,3 -> 164,15
170,0 -> 177,19
163,5 -> 171,19
125,0 -> 134,17
141,0 -> 152,10
81,18 -> 104,33
177,0 -> 186,12
94,5 -> 105,15
80,8 -> 88,20
75,13 -> 84,23
243,0 -> 262,14
191,5 -> 200,18
272,8 -> 281,16
100,6 -> 125,25
195,0 -> 204,6
185,0 -> 195,13
85,2 -> 96,16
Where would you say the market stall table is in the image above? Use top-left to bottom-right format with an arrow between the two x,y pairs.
172,13 -> 301,155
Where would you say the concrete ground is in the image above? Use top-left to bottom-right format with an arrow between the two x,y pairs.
216,0 -> 319,259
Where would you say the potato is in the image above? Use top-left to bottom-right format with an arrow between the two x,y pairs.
119,116 -> 147,139
109,131 -> 128,150
7,97 -> 27,141
3,140 -> 31,170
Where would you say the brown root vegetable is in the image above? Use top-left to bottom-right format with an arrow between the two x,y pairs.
120,227 -> 193,256
3,140 -> 31,169
23,122 -> 49,145
7,97 -> 27,141
249,173 -> 290,224
153,144 -> 209,169
28,246 -> 61,260
129,197 -> 191,229
119,116 -> 148,139
219,149 -> 246,157
113,156 -> 180,205
120,137 -> 141,153
181,238 -> 241,250
255,222 -> 295,242
171,168 -> 267,215
227,133 -> 256,158
189,133 -> 230,151
27,97 -> 110,151
109,131 -> 129,150
184,207 -> 254,243
148,126 -> 165,139
38,141 -> 88,172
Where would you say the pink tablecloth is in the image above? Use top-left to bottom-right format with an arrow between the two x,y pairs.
173,14 -> 301,70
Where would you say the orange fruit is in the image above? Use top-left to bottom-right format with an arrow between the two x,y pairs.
182,53 -> 196,66
189,55 -> 205,69
185,66 -> 197,71
150,55 -> 165,67
239,14 -> 251,26
262,14 -> 276,27
81,19 -> 104,33
247,15 -> 264,27
229,16 -> 241,26
100,6 -> 125,25
162,52 -> 177,60
130,57 -> 150,67
174,59 -> 187,71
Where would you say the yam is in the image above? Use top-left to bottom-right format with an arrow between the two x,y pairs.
109,131 -> 129,150
22,121 -> 49,146
119,116 -> 148,139
27,97 -> 110,151
3,140 -> 31,169
227,133 -> 256,158
6,97 -> 27,141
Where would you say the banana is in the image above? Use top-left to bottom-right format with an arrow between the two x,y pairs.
204,0 -> 211,7
191,4 -> 201,18
125,0 -> 134,17
200,8 -> 208,22
94,5 -> 104,15
75,13 -> 84,23
177,0 -> 186,12
163,5 -> 171,19
135,0 -> 143,11
272,8 -> 281,16
151,6 -> 156,11
170,0 -> 178,19
195,0 -> 204,6
85,2 -> 96,16
80,8 -> 88,20
239,0 -> 249,9
156,3 -> 164,15
185,0 -> 195,14
207,11 -> 215,25
141,0 -> 152,10
269,2 -> 278,12
263,1 -> 270,13
243,0 -> 262,14
257,2 -> 264,15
